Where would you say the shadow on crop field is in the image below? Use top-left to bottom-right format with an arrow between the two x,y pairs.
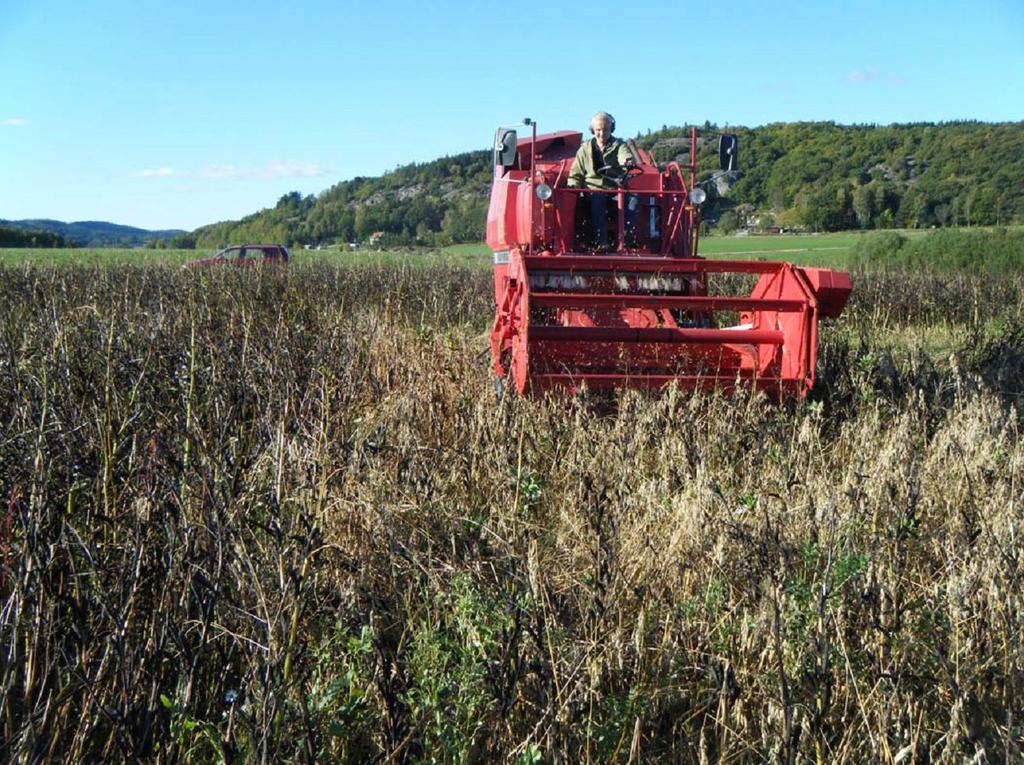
0,263 -> 1021,763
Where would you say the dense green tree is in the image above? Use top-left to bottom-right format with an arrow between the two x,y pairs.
852,183 -> 877,229
717,211 -> 740,235
0,225 -> 65,247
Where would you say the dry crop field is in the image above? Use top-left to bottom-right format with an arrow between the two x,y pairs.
0,262 -> 1022,764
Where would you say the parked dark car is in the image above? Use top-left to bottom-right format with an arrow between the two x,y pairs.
188,244 -> 290,267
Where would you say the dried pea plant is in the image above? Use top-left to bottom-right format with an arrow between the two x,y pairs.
0,264 -> 1022,764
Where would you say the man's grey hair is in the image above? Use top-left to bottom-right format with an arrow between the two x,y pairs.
590,111 -> 615,131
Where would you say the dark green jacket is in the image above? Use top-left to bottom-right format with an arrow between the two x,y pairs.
567,137 -> 635,188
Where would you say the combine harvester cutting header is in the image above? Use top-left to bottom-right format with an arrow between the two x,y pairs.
487,119 -> 852,397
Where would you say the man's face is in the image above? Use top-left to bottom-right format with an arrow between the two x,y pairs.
592,119 -> 611,146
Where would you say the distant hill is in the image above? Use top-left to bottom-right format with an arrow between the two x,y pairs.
0,219 -> 186,247
190,121 -> 1024,249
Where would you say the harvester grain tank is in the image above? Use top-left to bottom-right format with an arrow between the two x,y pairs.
486,119 -> 852,397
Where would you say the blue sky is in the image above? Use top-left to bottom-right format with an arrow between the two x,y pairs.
2,0 -> 1022,231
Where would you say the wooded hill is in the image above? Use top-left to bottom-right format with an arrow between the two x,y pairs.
187,121 -> 1024,248
0,219 -> 185,248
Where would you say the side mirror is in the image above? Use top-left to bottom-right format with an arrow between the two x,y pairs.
718,134 -> 738,172
494,128 -> 518,167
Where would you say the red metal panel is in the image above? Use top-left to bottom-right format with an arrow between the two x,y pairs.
524,255 -> 702,273
515,131 -> 582,161
529,326 -> 785,345
530,294 -> 807,312
530,372 -> 804,398
486,174 -> 526,251
523,255 -> 790,274
799,267 -> 853,318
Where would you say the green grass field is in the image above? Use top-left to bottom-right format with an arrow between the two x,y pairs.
0,247 -> 201,267
698,231 -> 861,267
1,227 -> 1014,272
697,230 -> 933,269
0,245 -> 491,269
0,233 -> 877,270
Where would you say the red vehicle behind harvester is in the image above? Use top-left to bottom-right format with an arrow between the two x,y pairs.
486,119 -> 851,397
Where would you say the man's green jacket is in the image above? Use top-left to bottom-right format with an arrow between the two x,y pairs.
567,137 -> 635,189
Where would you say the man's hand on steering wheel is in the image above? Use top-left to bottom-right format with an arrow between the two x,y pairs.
597,162 -> 644,187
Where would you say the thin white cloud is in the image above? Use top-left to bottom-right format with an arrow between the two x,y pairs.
847,68 -> 905,86
199,160 -> 327,181
265,160 -> 326,178
2,118 -> 29,126
848,68 -> 880,84
200,164 -> 242,180
136,166 -> 177,178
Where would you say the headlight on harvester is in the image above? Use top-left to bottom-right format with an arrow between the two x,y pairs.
535,183 -> 553,201
688,188 -> 707,205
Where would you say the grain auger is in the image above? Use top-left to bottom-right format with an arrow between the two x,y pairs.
487,119 -> 852,397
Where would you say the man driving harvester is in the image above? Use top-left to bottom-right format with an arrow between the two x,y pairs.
567,111 -> 639,249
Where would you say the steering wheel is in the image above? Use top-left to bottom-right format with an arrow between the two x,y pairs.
597,163 -> 644,187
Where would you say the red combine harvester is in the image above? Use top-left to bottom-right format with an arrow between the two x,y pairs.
487,119 -> 852,397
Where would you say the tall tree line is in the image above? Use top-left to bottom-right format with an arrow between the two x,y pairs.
0,225 -> 65,247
